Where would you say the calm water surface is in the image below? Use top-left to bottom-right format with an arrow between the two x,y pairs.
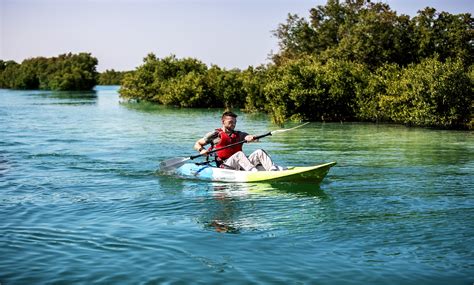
1,86 -> 473,284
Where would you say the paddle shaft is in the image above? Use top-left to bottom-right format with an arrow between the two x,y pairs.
189,132 -> 272,160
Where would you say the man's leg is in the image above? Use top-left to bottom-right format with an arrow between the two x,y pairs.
248,149 -> 275,171
222,151 -> 256,171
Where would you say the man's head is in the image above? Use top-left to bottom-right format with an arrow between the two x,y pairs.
222,111 -> 237,120
221,111 -> 237,131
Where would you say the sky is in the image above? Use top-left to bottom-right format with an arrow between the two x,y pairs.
1,0 -> 473,72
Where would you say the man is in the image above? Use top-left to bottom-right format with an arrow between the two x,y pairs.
194,111 -> 284,171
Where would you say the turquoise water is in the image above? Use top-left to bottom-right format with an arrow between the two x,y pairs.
1,86 -> 473,284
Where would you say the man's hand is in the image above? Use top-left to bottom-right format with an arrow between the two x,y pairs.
245,135 -> 258,143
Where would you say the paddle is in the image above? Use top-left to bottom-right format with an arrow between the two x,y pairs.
159,122 -> 309,171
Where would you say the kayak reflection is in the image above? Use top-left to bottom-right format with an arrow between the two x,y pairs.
194,182 -> 330,234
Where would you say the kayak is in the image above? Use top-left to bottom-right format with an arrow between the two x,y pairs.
174,162 -> 336,183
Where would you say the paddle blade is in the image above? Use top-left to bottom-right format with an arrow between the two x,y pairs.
159,157 -> 190,171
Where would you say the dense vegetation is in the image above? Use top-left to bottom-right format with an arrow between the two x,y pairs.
120,54 -> 245,108
272,2 -> 472,68
2,1 -> 470,129
98,69 -> 131,85
0,53 -> 98,91
120,1 -> 473,129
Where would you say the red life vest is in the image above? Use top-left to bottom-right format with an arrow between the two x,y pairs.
214,128 -> 242,160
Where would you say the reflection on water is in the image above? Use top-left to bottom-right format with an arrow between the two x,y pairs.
34,90 -> 97,100
121,100 -> 221,116
265,182 -> 328,197
24,90 -> 99,106
174,180 -> 331,234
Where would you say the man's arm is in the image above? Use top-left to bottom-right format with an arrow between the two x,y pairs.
194,131 -> 219,154
194,138 -> 208,154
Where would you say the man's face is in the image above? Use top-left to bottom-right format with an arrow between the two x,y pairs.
222,116 -> 237,131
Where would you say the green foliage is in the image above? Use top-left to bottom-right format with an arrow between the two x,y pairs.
273,0 -> 473,69
206,66 -> 245,109
355,63 -> 401,122
117,1 -> 472,129
412,8 -> 473,65
0,60 -> 20,88
160,71 -> 210,107
333,3 -> 416,67
119,54 -> 247,109
0,53 -> 98,90
241,65 -> 270,112
98,69 -> 131,85
356,58 -> 472,128
384,58 -> 472,128
263,57 -> 368,124
120,54 -> 208,104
